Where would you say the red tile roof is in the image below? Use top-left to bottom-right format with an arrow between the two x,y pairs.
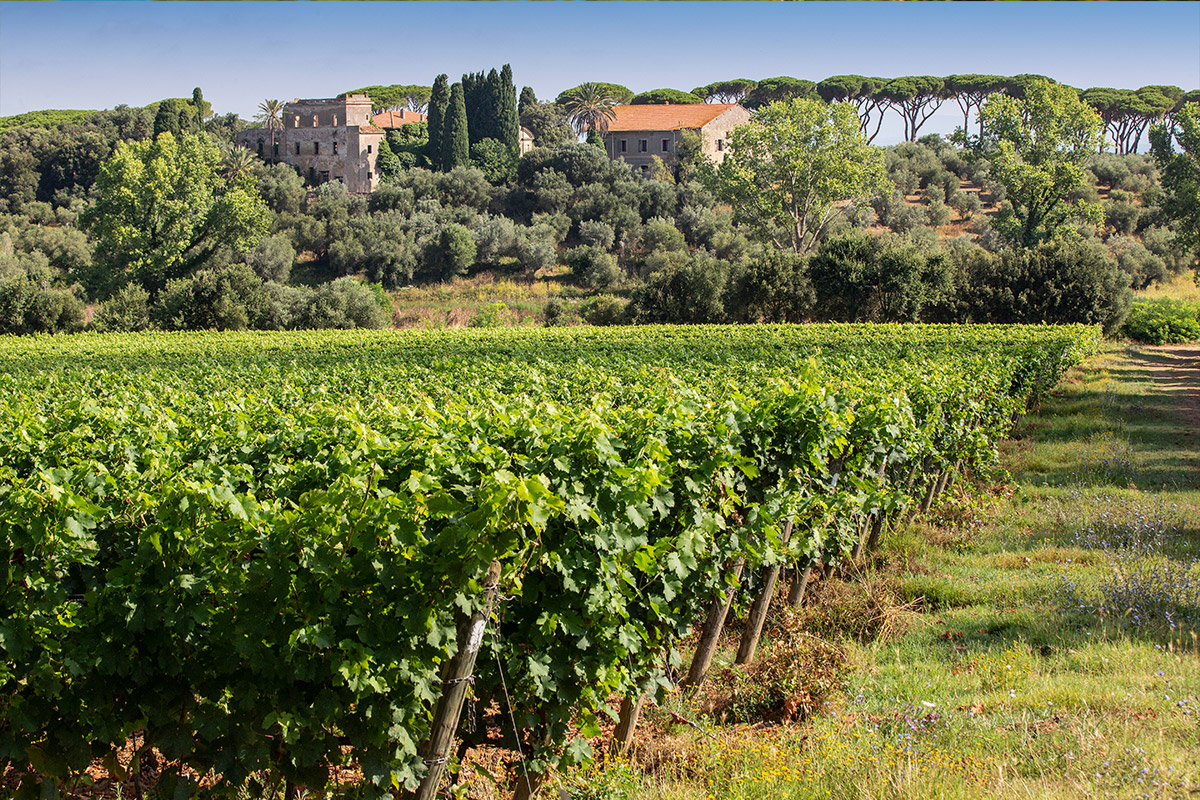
372,110 -> 427,128
606,103 -> 740,132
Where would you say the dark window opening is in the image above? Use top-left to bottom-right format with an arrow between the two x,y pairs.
333,142 -> 338,155
662,139 -> 670,152
273,143 -> 279,156
717,139 -> 724,151
367,145 -> 372,154
295,143 -> 300,156
638,139 -> 647,152
257,140 -> 263,156
620,140 -> 627,153
314,142 -> 319,155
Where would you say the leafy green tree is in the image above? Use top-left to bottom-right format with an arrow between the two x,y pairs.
191,87 -> 208,130
342,84 -> 431,113
1150,102 -> 1200,267
442,83 -> 471,171
807,230 -> 953,322
743,77 -> 817,110
963,79 -> 1103,247
559,83 -> 621,138
375,138 -> 403,181
726,249 -> 814,323
520,102 -> 574,148
80,132 -> 269,298
153,98 -> 184,137
425,222 -> 476,279
691,79 -> 757,104
470,138 -> 517,184
426,74 -> 450,171
816,75 -> 888,142
707,98 -> 890,254
630,89 -> 703,105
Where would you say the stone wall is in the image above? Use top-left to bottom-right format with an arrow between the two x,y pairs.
236,94 -> 384,194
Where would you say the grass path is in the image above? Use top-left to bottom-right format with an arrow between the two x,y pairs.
559,344 -> 1200,800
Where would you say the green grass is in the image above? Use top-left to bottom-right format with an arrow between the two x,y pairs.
555,342 -> 1200,800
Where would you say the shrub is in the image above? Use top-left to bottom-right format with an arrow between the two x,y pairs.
151,262 -> 269,332
630,250 -> 729,324
927,197 -> 952,227
542,298 -> 578,327
577,220 -> 615,251
244,234 -> 295,283
301,277 -> 391,330
469,138 -> 517,185
726,249 -> 814,323
0,272 -> 85,335
467,301 -> 512,328
92,283 -> 150,332
950,191 -> 983,222
1122,299 -> 1200,344
1104,199 -> 1143,235
423,223 -> 476,280
1108,235 -> 1166,289
951,238 -> 1131,333
581,294 -> 627,326
566,246 -> 621,290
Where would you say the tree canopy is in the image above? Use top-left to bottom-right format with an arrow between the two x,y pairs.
80,132 -> 268,297
966,78 -> 1104,247
556,83 -> 633,107
707,98 -> 890,254
630,89 -> 704,106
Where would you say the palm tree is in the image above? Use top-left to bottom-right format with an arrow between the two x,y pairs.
220,142 -> 259,183
255,99 -> 284,162
559,83 -> 619,138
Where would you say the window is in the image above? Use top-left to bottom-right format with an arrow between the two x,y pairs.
332,114 -> 338,127
294,115 -> 300,128
314,142 -> 319,155
620,140 -> 627,153
716,139 -> 724,152
295,143 -> 300,155
257,140 -> 263,156
367,145 -> 372,154
333,142 -> 338,155
638,139 -> 647,152
273,144 -> 279,157
662,139 -> 670,152
320,171 -> 330,183
312,115 -> 318,127
367,171 -> 373,180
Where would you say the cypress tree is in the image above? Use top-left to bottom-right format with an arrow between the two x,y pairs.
499,65 -> 521,154
192,87 -> 206,130
426,74 -> 450,171
519,86 -> 537,119
442,82 -> 470,170
153,98 -> 182,137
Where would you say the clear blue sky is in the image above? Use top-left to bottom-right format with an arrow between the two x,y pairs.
1,1 -> 1197,144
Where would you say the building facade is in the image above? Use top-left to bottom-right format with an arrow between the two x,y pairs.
602,103 -> 752,173
236,94 -> 385,194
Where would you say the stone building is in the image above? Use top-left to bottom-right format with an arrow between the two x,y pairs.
236,94 -> 385,194
602,103 -> 751,173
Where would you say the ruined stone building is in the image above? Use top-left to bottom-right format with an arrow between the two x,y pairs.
602,103 -> 751,174
236,94 -> 385,194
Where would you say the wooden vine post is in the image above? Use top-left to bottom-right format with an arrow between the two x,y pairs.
682,556 -> 745,691
735,516 -> 794,665
408,560 -> 502,800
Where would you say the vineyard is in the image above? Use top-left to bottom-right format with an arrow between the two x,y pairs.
0,323 -> 1102,799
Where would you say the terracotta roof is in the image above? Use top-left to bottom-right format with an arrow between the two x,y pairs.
359,125 -> 386,134
605,103 -> 740,133
372,110 -> 427,128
